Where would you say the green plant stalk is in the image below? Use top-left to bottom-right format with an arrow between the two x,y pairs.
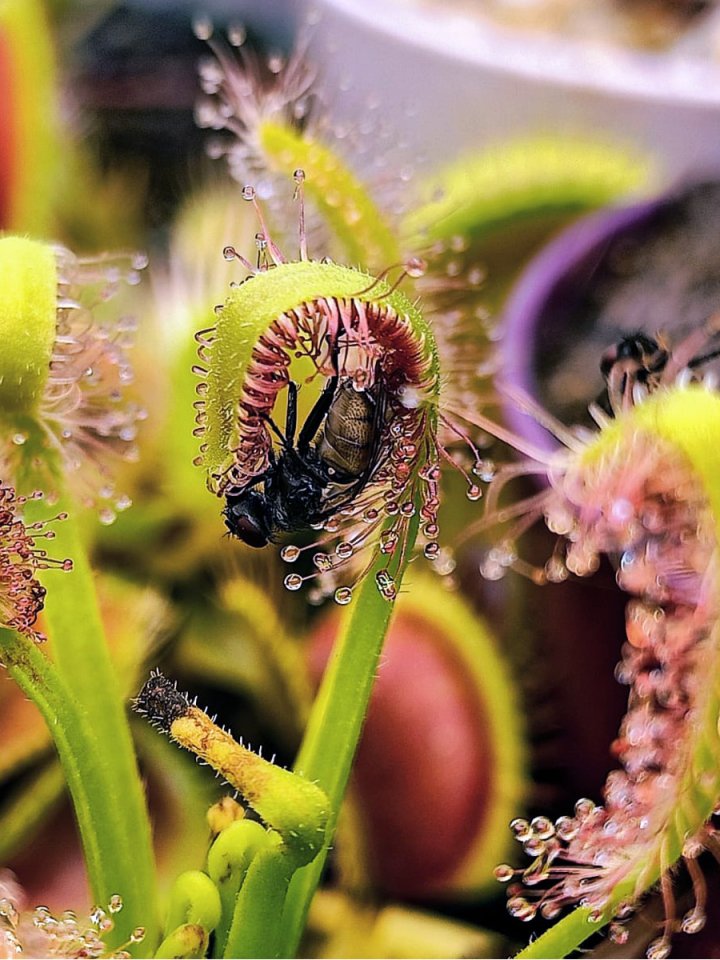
223,842 -> 296,960
515,905 -> 612,959
0,629 -> 155,952
208,819 -> 276,955
515,876 -> 638,959
24,485 -> 159,953
277,512 -> 421,958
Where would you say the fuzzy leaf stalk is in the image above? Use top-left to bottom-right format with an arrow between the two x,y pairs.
0,236 -> 157,954
135,672 -> 330,959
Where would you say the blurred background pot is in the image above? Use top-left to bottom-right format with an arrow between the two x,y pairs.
501,179 -> 720,448
308,0 -> 720,179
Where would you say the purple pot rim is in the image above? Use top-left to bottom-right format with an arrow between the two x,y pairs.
500,196 -> 665,453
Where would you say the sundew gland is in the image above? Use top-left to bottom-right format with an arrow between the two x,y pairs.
503,386 -> 720,950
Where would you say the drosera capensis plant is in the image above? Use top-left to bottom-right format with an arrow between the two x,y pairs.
190,182 -> 441,955
454,325 -> 720,957
0,235 -> 158,954
135,168 -> 529,957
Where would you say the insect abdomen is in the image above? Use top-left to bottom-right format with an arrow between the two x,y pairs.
317,382 -> 375,479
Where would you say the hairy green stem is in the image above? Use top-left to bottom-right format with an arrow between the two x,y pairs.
277,513 -> 421,957
23,488 -> 158,953
0,630 -> 156,952
223,842 -> 295,959
514,906 -> 603,959
514,879 -> 637,960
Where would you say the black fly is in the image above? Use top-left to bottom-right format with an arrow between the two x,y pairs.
599,333 -> 669,411
598,323 -> 720,414
223,369 -> 387,547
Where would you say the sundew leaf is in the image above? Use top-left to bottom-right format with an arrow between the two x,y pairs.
513,386 -> 720,959
197,250 -> 444,956
200,258 -> 438,487
403,136 -> 654,248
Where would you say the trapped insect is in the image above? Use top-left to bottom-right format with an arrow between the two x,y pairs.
598,317 -> 720,415
223,359 -> 387,548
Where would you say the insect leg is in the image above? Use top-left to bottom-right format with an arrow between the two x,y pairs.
297,375 -> 338,450
285,381 -> 298,445
664,313 -> 720,381
262,413 -> 288,446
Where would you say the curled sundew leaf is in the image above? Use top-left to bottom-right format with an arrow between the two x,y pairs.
496,386 -> 720,959
197,251 -> 441,604
161,870 -> 222,944
201,258 -> 438,484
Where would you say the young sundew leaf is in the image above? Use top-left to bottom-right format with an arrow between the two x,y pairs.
503,386 -> 720,959
402,136 -> 653,248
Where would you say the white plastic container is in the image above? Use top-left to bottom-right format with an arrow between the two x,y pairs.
308,0 -> 720,178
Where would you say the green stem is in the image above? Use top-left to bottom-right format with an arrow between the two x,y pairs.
223,842 -> 295,960
514,907 -> 602,959
24,488 -> 158,953
514,881 -> 636,960
0,630 -> 154,952
277,514 -> 421,957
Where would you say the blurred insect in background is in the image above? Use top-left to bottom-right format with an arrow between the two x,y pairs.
598,316 -> 720,415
